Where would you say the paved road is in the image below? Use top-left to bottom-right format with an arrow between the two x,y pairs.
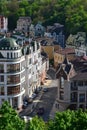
28,79 -> 58,121
19,68 -> 58,121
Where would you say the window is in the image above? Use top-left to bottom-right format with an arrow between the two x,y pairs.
0,75 -> 4,82
0,64 -> 4,73
11,52 -> 12,58
0,86 -> 4,95
71,82 -> 77,90
7,75 -> 20,84
60,77 -> 64,89
7,85 -> 20,95
74,81 -> 77,87
7,64 -> 20,72
60,91 -> 64,100
71,92 -> 77,102
79,93 -> 85,102
84,81 -> 87,85
7,53 -> 9,58
78,81 -> 83,86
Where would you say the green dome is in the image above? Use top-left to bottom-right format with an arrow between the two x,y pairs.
0,38 -> 20,50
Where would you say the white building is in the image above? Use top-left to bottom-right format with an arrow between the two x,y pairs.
0,37 -> 49,109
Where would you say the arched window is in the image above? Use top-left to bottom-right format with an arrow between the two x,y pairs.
60,77 -> 64,89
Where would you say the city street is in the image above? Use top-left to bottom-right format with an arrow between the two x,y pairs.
19,68 -> 58,121
29,80 -> 57,121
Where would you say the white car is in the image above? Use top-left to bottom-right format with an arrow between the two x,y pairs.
21,116 -> 32,123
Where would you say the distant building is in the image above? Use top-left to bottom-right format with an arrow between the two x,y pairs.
66,32 -> 87,56
35,22 -> 45,37
0,15 -> 8,33
16,17 -> 31,33
47,23 -> 65,48
54,48 -> 75,68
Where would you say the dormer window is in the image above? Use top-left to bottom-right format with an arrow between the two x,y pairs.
7,53 -> 9,58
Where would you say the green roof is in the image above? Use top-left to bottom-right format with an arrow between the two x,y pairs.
0,38 -> 20,50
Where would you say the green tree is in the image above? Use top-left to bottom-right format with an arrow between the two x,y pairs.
48,109 -> 87,130
27,115 -> 46,130
0,101 -> 25,130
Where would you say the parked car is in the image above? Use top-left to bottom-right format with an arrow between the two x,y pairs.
43,87 -> 48,92
31,93 -> 37,99
35,87 -> 42,94
37,107 -> 44,115
22,101 -> 28,109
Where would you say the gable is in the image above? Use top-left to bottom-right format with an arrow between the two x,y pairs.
56,66 -> 67,80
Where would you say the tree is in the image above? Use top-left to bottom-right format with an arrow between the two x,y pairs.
48,109 -> 87,130
27,115 -> 47,130
0,101 -> 25,130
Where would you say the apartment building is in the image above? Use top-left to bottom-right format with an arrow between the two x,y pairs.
56,57 -> 87,110
0,37 -> 49,109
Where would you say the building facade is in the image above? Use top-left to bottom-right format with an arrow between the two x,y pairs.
0,38 -> 25,109
0,37 -> 49,109
16,17 -> 31,33
55,57 -> 87,110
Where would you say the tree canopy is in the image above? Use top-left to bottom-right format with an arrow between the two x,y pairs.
1,0 -> 87,36
0,101 -> 25,130
0,101 -> 87,130
48,109 -> 87,130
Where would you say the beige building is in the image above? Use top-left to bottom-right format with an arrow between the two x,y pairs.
54,48 -> 75,68
56,57 -> 87,110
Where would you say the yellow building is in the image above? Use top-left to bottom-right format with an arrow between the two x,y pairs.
41,45 -> 61,60
54,48 -> 75,68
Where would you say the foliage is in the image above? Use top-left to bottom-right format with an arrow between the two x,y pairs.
1,0 -> 87,36
27,115 -> 47,130
0,102 -> 87,130
0,101 -> 25,130
48,109 -> 87,130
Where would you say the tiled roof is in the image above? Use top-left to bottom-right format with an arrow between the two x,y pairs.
71,72 -> 87,80
55,48 -> 75,55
